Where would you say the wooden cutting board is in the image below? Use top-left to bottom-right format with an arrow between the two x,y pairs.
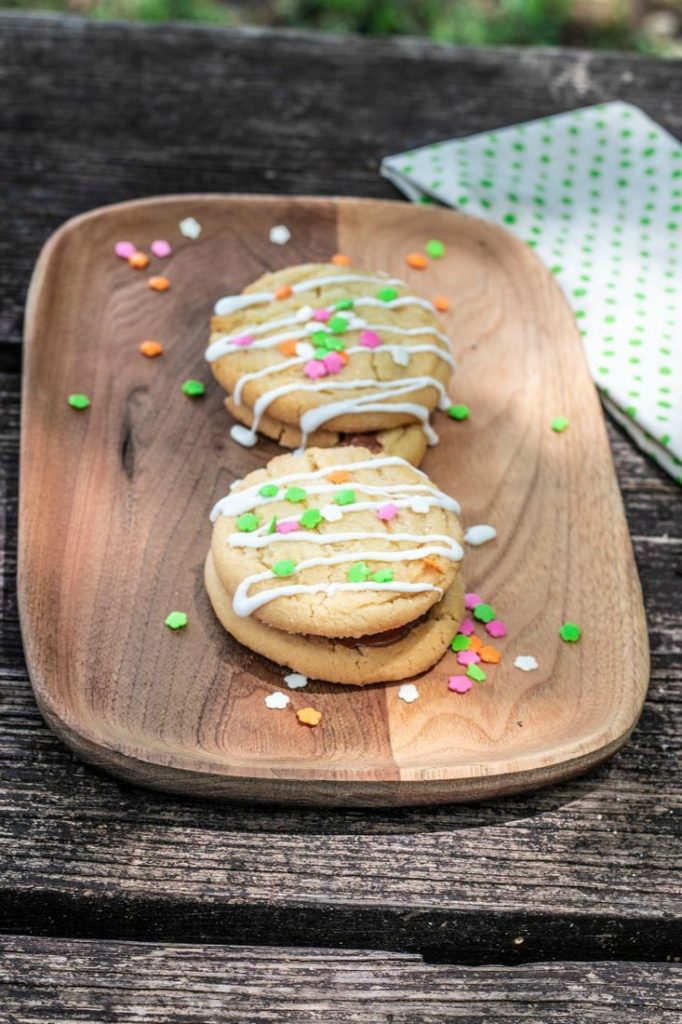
19,194 -> 649,806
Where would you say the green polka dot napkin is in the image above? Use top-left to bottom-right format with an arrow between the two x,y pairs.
381,102 -> 681,484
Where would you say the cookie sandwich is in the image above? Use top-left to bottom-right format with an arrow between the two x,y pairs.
205,262 -> 454,467
205,446 -> 465,685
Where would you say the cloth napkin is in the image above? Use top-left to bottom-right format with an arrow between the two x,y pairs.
381,101 -> 681,484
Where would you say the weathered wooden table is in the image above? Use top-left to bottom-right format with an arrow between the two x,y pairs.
0,14 -> 680,1021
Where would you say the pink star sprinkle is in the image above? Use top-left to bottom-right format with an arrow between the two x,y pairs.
304,360 -> 328,379
360,329 -> 382,349
151,239 -> 172,258
465,592 -> 483,610
448,675 -> 473,693
377,503 -> 398,521
312,308 -> 331,322
276,520 -> 298,534
458,617 -> 475,636
323,351 -> 345,374
233,334 -> 254,347
457,650 -> 481,666
114,240 -> 136,260
486,619 -> 507,638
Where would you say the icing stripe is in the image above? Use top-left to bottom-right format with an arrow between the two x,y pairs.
214,274 -> 404,316
206,323 -> 451,362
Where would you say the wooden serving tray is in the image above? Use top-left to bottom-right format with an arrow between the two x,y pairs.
19,195 -> 649,806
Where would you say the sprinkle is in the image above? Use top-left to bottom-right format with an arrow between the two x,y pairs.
148,276 -> 170,291
479,645 -> 501,664
377,286 -> 399,302
457,650 -> 481,666
347,562 -> 370,582
448,675 -> 472,693
179,217 -> 201,239
465,593 -> 482,610
304,360 -> 327,379
327,470 -> 350,484
559,622 -> 582,642
514,655 -> 538,672
114,240 -> 136,259
300,508 -> 322,529
328,315 -> 349,334
151,239 -> 172,258
310,329 -> 329,347
259,483 -> 279,497
272,559 -> 297,577
398,683 -> 419,703
128,251 -> 149,269
335,489 -> 356,506
181,379 -> 205,397
285,486 -> 307,503
323,351 -> 345,374
372,569 -> 394,583
467,664 -> 487,682
284,672 -> 308,689
233,334 -> 254,347
276,520 -> 298,534
265,691 -> 290,710
551,416 -> 570,433
68,393 -> 90,410
321,504 -> 342,522
458,618 -> 475,636
473,603 -> 495,623
406,252 -> 428,269
335,298 -> 354,310
464,524 -> 497,547
468,635 -> 483,652
410,496 -> 430,514
451,634 -> 470,652
360,329 -> 382,349
164,611 -> 188,630
313,349 -> 329,362
486,619 -> 507,638
296,305 -> 314,322
331,253 -> 352,265
433,295 -> 451,312
295,342 -> 314,359
297,707 -> 322,726
275,285 -> 293,300
391,348 -> 410,367
377,503 -> 398,522
312,308 -> 331,322
447,404 -> 470,421
425,239 -> 445,260
268,516 -> 277,535
278,338 -> 298,356
422,556 -> 443,573
139,340 -> 163,358
237,512 -> 260,532
324,336 -> 347,352
269,225 -> 291,245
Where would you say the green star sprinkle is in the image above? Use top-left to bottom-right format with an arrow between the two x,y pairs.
447,404 -> 470,421
335,298 -> 354,310
237,512 -> 260,532
164,611 -> 188,631
347,562 -> 370,583
181,379 -> 205,398
267,516 -> 278,535
285,486 -> 307,502
313,348 -> 328,361
300,508 -> 322,529
473,603 -> 495,623
451,634 -> 470,652
467,664 -> 487,682
551,416 -> 570,433
335,489 -> 356,506
272,559 -> 297,578
372,569 -> 394,583
325,336 -> 346,351
312,330 -> 329,347
377,286 -> 399,302
425,239 -> 445,259
328,315 -> 349,334
259,484 -> 279,497
68,393 -> 90,410
559,622 -> 582,643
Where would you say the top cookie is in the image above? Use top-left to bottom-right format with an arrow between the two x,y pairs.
209,446 -> 464,639
206,263 -> 454,449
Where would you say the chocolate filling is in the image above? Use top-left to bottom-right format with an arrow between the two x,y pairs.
339,432 -> 383,452
320,612 -> 430,649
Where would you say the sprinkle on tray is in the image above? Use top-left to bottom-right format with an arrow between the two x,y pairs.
284,672 -> 308,689
433,295 -> 451,312
327,470 -> 350,484
181,379 -> 205,397
457,650 -> 480,666
115,240 -> 136,260
458,617 -> 475,636
179,217 -> 202,239
265,691 -> 290,710
330,253 -> 352,266
259,483 -> 279,497
164,611 -> 188,630
128,251 -> 149,269
335,489 -> 356,506
473,603 -> 495,624
447,404 -> 470,421
425,239 -> 445,259
377,286 -> 399,302
551,416 -> 570,433
467,664 -> 487,682
67,393 -> 90,410
297,707 -> 322,726
465,592 -> 482,610
272,559 -> 297,577
347,562 -> 370,583
486,620 -> 507,638
451,634 -> 470,652
237,512 -> 260,532
479,645 -> 501,664
398,683 -> 419,703
285,486 -> 307,503
148,276 -> 170,292
405,252 -> 428,270
464,524 -> 497,547
468,635 -> 483,652
139,340 -> 164,358
559,622 -> 582,643
514,655 -> 538,672
151,239 -> 172,258
448,675 -> 472,694
270,225 -> 291,245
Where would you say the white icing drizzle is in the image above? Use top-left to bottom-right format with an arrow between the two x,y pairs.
214,274 -> 403,316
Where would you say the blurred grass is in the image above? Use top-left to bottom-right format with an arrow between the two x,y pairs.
2,0 -> 681,53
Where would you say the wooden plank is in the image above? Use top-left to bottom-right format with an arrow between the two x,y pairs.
1,937 -> 681,1023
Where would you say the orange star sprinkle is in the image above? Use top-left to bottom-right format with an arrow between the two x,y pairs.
479,645 -> 501,664
148,276 -> 170,292
128,251 -> 149,269
139,340 -> 164,358
278,338 -> 299,357
297,707 -> 322,727
275,285 -> 293,300
331,253 -> 352,266
468,635 -> 483,652
327,469 -> 350,484
405,253 -> 428,270
433,296 -> 451,312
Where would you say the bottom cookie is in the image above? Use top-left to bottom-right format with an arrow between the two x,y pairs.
205,552 -> 465,686
224,397 -> 429,468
